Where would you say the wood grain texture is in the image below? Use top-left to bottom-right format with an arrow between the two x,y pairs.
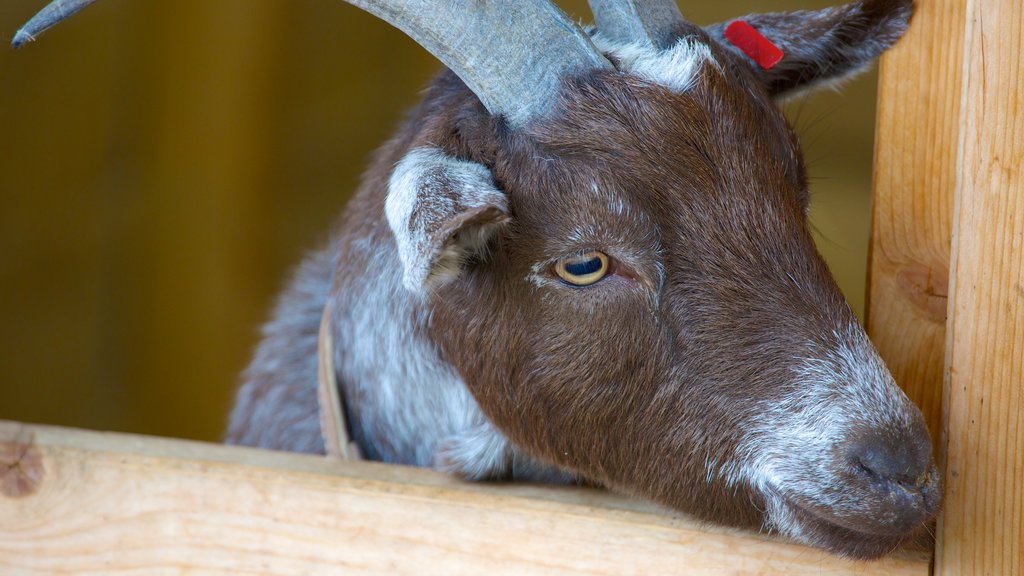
0,421 -> 929,575
867,0 -> 966,453
936,0 -> 1024,573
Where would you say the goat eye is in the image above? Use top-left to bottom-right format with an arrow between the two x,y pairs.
555,251 -> 610,286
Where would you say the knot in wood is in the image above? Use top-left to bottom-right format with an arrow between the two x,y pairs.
896,263 -> 949,323
1,429 -> 45,498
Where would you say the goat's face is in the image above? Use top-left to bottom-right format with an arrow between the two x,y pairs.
403,28 -> 939,559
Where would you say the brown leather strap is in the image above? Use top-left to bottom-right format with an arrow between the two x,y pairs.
317,301 -> 352,460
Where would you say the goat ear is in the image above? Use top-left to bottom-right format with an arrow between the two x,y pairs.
706,0 -> 914,98
386,148 -> 510,293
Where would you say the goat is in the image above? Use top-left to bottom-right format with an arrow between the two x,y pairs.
16,0 -> 939,559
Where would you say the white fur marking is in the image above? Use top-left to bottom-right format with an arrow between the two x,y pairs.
711,323 -> 920,546
591,33 -> 719,93
333,213 -> 565,482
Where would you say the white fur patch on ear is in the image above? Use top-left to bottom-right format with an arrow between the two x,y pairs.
386,147 -> 510,294
591,33 -> 719,93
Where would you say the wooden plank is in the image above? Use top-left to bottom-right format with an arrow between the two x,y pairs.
867,0 -> 966,453
0,421 -> 929,575
936,0 -> 1024,573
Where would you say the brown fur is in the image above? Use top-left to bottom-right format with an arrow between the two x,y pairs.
425,50 -> 886,545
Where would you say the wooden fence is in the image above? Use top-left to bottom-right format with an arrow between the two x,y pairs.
1,0 -> 1021,573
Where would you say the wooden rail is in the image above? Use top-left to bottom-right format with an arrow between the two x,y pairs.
0,421 -> 929,575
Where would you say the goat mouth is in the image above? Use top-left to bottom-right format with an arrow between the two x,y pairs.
773,493 -> 936,559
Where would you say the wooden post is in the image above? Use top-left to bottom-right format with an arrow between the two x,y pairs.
937,0 -> 1024,573
872,0 -> 1024,573
868,0 -> 965,455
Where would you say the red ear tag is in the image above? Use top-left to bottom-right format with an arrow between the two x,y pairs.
723,21 -> 784,70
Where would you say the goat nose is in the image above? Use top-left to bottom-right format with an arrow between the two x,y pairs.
849,426 -> 934,490
854,441 -> 931,488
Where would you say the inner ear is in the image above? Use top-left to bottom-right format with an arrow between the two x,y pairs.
706,0 -> 914,98
385,147 -> 511,294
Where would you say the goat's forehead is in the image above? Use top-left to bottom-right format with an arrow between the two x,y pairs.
508,175 -> 654,244
496,45 -> 804,238
514,174 -> 639,216
523,64 -> 791,171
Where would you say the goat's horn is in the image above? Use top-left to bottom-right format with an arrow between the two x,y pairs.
351,1 -> 612,127
12,0 -> 95,48
12,0 -> 613,128
588,0 -> 685,49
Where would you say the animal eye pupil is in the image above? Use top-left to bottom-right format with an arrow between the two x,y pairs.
554,251 -> 610,286
565,257 -> 602,276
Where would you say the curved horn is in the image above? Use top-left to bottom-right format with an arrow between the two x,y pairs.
12,0 -> 96,48
12,0 -> 612,128
588,0 -> 685,49
351,1 -> 611,127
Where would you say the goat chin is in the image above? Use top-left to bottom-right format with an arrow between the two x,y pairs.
767,494 -> 939,559
757,464 -> 940,558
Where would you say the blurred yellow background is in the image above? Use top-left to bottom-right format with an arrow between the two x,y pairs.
0,1 -> 880,442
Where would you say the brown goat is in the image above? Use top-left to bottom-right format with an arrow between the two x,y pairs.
15,0 -> 939,559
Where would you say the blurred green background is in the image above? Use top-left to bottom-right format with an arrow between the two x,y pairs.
0,1 -> 880,442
